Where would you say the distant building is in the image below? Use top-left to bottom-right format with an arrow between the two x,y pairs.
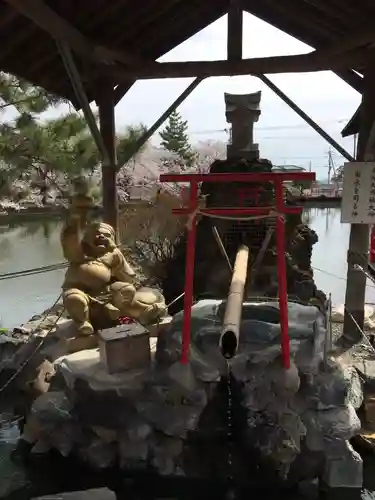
272,165 -> 307,189
273,165 -> 306,172
310,182 -> 341,197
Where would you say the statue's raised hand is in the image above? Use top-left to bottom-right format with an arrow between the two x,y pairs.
70,193 -> 95,225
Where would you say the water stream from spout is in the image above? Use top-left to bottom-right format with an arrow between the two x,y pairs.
225,360 -> 235,500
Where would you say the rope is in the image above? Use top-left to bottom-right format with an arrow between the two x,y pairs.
343,305 -> 375,355
0,262 -> 68,281
212,225 -> 232,272
250,227 -> 274,286
166,292 -> 185,308
186,208 -> 284,230
0,294 -> 64,395
313,266 -> 375,289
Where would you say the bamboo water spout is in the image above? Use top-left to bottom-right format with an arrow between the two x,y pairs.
219,244 -> 249,359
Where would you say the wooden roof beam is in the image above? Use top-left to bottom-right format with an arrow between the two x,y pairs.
110,49 -> 367,80
335,70 -> 363,93
4,0 -> 370,84
227,0 -> 243,61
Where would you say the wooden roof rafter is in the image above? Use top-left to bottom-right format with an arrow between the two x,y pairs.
3,0 -> 144,68
4,0 -> 373,85
298,0 -> 349,25
0,3 -> 16,28
1,0 -> 374,143
242,0 -> 363,92
2,0 -> 228,104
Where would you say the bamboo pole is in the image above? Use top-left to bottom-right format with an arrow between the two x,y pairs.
219,245 -> 249,358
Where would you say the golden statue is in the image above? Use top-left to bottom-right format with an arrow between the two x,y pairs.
61,193 -> 167,336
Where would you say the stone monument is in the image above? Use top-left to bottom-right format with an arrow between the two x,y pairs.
225,91 -> 261,160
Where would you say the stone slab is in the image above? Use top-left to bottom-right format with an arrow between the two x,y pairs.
55,339 -> 157,392
322,442 -> 363,489
147,316 -> 173,337
32,487 -> 116,500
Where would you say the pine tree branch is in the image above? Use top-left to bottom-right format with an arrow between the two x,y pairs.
0,92 -> 48,110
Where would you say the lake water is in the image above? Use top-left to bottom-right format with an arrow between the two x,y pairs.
0,217 -> 65,329
0,208 -> 375,328
1,209 -> 375,498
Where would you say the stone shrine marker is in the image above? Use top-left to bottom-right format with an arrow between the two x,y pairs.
341,161 -> 375,223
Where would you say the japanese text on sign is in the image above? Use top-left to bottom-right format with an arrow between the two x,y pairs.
341,162 -> 375,223
368,166 -> 375,219
351,169 -> 361,219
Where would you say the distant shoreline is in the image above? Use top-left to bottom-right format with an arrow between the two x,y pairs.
0,196 -> 342,222
0,205 -> 68,217
0,205 -> 104,223
295,196 -> 342,208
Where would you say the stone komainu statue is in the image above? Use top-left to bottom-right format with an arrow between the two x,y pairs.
61,194 -> 167,335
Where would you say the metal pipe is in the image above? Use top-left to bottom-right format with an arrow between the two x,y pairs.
328,293 -> 333,353
219,244 -> 249,358
323,292 -> 333,368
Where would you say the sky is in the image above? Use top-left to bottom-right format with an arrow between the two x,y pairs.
112,12 -> 361,179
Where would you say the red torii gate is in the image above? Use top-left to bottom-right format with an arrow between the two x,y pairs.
160,171 -> 316,370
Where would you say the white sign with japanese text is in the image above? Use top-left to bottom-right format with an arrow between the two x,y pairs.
341,162 -> 375,223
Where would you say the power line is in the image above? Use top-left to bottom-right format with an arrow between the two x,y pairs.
0,262 -> 67,280
255,135 -> 348,140
276,157 -> 339,161
189,118 -> 350,135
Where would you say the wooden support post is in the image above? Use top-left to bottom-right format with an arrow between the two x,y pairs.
227,0 -> 243,61
97,79 -> 118,237
342,63 -> 375,347
258,74 -> 354,162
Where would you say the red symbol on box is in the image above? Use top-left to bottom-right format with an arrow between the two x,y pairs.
119,316 -> 136,325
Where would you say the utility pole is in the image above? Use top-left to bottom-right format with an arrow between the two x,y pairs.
353,133 -> 358,158
327,148 -> 333,184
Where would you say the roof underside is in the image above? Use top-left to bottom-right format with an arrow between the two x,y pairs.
0,0 -> 228,104
0,0 -> 369,110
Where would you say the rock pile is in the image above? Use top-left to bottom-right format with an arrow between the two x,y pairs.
21,339 -> 210,474
18,299 -> 364,488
